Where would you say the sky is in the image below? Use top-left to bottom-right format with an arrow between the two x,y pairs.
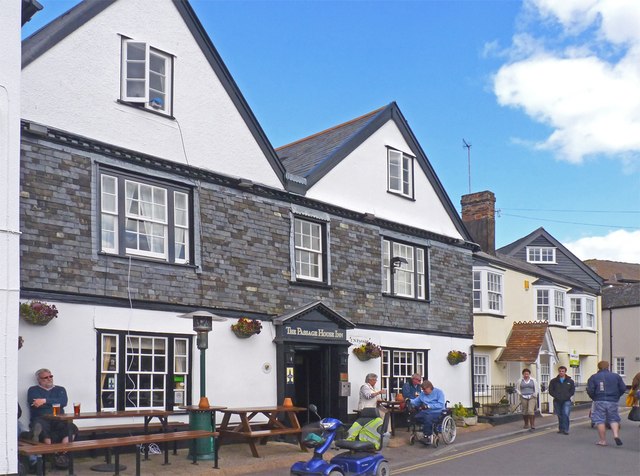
21,0 -> 640,264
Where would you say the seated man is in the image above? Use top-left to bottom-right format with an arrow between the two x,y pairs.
402,373 -> 423,400
27,368 -> 77,445
407,380 -> 445,443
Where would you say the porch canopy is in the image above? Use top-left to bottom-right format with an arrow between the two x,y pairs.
497,321 -> 557,363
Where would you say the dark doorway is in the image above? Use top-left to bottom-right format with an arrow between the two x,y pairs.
294,345 -> 323,425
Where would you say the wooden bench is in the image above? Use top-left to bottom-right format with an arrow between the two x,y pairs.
19,430 -> 217,476
219,426 -> 304,458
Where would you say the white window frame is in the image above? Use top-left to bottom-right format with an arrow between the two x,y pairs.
614,357 -> 625,376
382,348 -> 426,401
98,330 -> 192,411
473,354 -> 490,396
387,148 -> 414,198
526,246 -> 557,264
572,360 -> 582,385
99,169 -> 191,265
535,285 -> 567,324
569,295 -> 596,330
540,362 -> 550,391
383,238 -> 428,300
473,267 -> 504,314
121,38 -> 173,115
293,217 -> 325,282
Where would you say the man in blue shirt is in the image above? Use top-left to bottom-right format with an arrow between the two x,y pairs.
407,380 -> 445,443
401,373 -> 423,400
27,368 -> 76,444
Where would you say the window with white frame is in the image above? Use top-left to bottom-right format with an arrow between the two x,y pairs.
473,268 -> 504,314
536,289 -> 550,321
554,290 -> 565,324
382,348 -> 426,400
569,295 -> 596,330
572,361 -> 582,385
614,357 -> 625,376
100,169 -> 191,264
293,217 -> 327,283
382,238 -> 428,299
387,148 -> 414,198
473,355 -> 490,395
121,38 -> 173,115
540,362 -> 550,391
526,246 -> 556,264
535,286 -> 567,324
98,330 -> 191,411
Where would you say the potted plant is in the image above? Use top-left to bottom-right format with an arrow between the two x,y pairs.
352,341 -> 382,361
452,402 -> 477,426
230,317 -> 262,338
20,301 -> 58,326
446,350 -> 467,365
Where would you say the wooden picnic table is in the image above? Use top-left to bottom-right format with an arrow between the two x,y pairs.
42,408 -> 182,472
217,405 -> 307,458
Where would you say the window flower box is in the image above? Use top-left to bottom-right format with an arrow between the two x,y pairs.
20,301 -> 58,326
230,318 -> 262,338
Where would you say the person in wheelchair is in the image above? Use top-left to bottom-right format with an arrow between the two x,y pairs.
407,380 -> 445,444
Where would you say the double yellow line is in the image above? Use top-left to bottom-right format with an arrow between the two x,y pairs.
393,427 -> 554,474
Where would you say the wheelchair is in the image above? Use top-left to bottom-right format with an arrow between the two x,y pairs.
406,401 -> 456,448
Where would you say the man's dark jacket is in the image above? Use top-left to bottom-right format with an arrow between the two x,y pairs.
549,374 -> 575,402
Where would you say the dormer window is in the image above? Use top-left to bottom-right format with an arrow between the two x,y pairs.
387,148 -> 414,199
121,38 -> 173,116
527,246 -> 556,264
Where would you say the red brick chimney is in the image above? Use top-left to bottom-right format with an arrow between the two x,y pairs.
461,191 -> 495,254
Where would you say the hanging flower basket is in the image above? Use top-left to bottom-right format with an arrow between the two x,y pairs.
447,350 -> 467,365
230,318 -> 262,339
20,301 -> 58,326
353,341 -> 382,361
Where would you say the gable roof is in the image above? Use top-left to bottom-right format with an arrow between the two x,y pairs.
497,227 -> 603,291
272,300 -> 355,329
21,0 -> 287,187
497,321 -> 555,363
276,102 -> 471,240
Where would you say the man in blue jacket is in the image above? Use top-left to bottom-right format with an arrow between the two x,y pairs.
407,380 -> 445,444
587,360 -> 626,446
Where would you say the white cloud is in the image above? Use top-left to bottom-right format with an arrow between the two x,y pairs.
493,0 -> 640,165
563,229 -> 640,262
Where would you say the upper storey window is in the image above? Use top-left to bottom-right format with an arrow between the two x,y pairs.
527,246 -> 556,264
382,238 -> 428,299
387,148 -> 414,199
100,169 -> 191,264
293,217 -> 328,283
121,39 -> 173,115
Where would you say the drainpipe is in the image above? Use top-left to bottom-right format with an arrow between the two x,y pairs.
609,309 -> 613,364
470,345 -> 476,413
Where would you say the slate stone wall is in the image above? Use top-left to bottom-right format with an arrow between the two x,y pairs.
20,136 -> 472,335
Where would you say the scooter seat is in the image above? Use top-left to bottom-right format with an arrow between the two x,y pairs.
334,439 -> 376,452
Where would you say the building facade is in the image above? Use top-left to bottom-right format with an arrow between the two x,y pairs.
462,191 -> 604,410
17,0 -> 476,435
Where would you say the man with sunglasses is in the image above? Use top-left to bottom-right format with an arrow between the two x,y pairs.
26,368 -> 76,446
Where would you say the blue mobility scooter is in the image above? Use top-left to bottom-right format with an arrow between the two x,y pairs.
290,405 -> 390,476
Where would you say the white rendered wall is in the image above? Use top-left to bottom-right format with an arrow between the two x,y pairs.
21,0 -> 283,189
18,302 -> 278,428
306,120 -> 464,240
0,1 -> 22,472
346,329 -> 473,412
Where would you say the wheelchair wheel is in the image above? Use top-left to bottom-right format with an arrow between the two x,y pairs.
409,433 -> 416,445
440,415 -> 457,444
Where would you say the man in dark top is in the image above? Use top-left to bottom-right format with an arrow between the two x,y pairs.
548,366 -> 575,435
587,360 -> 626,446
27,368 -> 76,444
